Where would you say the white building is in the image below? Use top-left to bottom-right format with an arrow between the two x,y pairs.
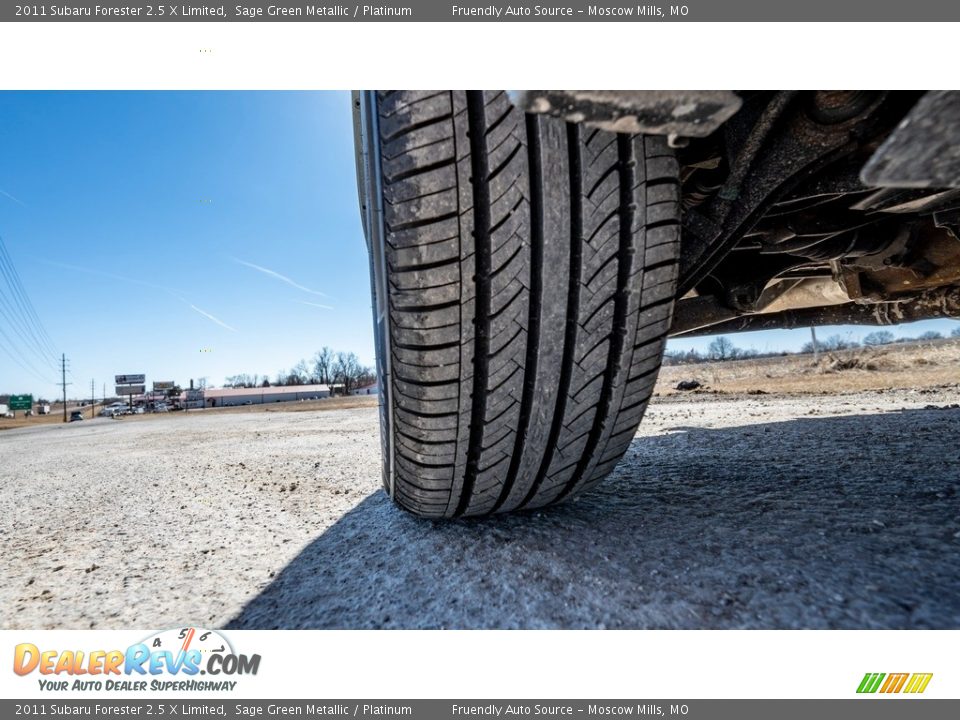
202,384 -> 331,408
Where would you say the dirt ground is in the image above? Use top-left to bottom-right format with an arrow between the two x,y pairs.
1,382 -> 957,630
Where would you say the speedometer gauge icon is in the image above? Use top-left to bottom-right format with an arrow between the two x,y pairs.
141,627 -> 234,658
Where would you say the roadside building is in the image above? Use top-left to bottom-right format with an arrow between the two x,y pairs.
202,384 -> 331,408
351,382 -> 379,396
181,388 -> 204,410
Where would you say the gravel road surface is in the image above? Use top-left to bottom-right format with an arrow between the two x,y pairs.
2,389 -> 958,629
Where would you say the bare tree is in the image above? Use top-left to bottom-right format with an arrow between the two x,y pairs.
707,336 -> 737,361
802,334 -> 860,353
225,373 -> 258,388
333,351 -> 363,394
863,330 -> 895,346
292,359 -> 311,385
357,365 -> 377,388
313,347 -> 334,385
222,350 -> 373,393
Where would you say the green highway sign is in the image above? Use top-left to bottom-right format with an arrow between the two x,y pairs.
9,394 -> 33,410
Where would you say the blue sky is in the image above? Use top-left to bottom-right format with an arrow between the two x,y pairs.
0,91 -> 957,400
0,91 -> 373,399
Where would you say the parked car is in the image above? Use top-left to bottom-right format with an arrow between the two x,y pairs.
69,410 -> 84,422
104,403 -> 131,416
354,90 -> 960,518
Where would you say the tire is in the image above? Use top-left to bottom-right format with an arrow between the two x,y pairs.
364,90 -> 680,518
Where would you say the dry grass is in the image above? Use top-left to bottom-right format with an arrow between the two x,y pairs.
0,402 -> 107,431
657,337 -> 960,396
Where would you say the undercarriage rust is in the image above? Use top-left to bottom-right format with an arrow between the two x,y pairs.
673,286 -> 960,338
654,90 -> 960,337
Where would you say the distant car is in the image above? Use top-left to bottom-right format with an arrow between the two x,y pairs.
69,410 -> 84,422
153,403 -> 169,413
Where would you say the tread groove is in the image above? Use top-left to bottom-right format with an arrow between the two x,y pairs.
382,112 -> 454,143
455,91 -> 493,518
492,113 -> 543,513
517,122 -> 583,511
553,133 -> 636,504
383,157 -> 456,185
389,210 -> 459,233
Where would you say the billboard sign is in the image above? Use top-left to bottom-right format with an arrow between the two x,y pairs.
153,381 -> 175,391
115,385 -> 145,396
9,394 -> 33,410
115,374 -> 145,385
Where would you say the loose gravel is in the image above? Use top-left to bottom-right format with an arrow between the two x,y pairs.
2,387 -> 958,629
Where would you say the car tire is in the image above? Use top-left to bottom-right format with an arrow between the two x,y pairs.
357,90 -> 681,518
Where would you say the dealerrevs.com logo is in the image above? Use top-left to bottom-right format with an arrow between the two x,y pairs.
857,673 -> 933,694
13,627 -> 260,692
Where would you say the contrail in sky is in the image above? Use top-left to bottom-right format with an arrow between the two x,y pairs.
0,188 -> 25,206
189,304 -> 237,332
234,258 -> 328,297
298,300 -> 334,310
36,259 -> 189,295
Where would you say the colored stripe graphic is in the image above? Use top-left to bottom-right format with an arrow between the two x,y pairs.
881,673 -> 909,693
904,673 -> 934,694
857,672 -> 933,694
857,673 -> 885,693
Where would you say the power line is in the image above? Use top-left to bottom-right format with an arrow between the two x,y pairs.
0,234 -> 61,366
0,234 -> 62,389
0,265 -> 58,371
0,290 -> 58,372
0,323 -> 55,385
0,234 -> 60,358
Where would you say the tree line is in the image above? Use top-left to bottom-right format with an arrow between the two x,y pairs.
664,326 -> 960,366
224,347 -> 376,394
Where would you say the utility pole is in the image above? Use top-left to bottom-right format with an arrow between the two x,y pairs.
91,379 -> 96,419
59,353 -> 71,422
